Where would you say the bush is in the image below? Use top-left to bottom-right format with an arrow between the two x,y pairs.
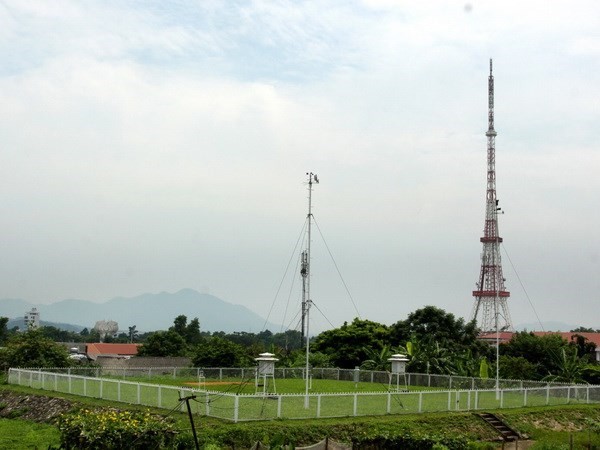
57,407 -> 188,449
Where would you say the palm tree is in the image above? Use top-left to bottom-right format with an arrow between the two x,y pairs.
360,344 -> 393,371
543,347 -> 587,384
128,325 -> 139,343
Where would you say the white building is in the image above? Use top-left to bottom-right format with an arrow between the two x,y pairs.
24,307 -> 40,329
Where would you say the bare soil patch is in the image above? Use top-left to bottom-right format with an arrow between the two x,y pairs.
0,391 -> 74,422
184,381 -> 243,386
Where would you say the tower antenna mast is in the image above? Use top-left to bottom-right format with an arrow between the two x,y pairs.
301,172 -> 318,408
471,59 -> 514,333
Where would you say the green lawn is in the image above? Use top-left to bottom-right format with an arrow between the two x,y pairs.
0,418 -> 60,449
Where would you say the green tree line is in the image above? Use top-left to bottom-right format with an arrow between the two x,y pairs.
1,307 -> 598,383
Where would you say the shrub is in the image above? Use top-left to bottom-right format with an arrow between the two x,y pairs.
57,407 -> 186,449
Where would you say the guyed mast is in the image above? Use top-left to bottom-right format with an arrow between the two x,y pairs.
301,172 -> 318,408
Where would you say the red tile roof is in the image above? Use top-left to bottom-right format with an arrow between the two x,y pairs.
478,331 -> 600,348
86,343 -> 141,359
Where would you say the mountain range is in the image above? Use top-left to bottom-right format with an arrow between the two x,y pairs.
0,289 -> 279,333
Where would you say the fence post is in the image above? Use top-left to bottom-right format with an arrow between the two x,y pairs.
546,386 -> 550,405
387,392 -> 391,413
277,395 -> 282,418
467,390 -> 471,411
447,391 -> 451,410
206,392 -> 210,417
317,395 -> 321,418
418,392 -> 423,413
353,393 -> 358,416
471,377 -> 475,390
587,386 -> 590,404
29,371 -> 33,387
449,376 -> 452,390
474,390 -> 478,410
233,396 -> 239,423
567,387 -> 571,404
219,368 -> 223,380
54,374 -> 58,392
172,368 -> 176,379
68,375 -> 72,394
428,374 -> 431,387
523,389 -> 527,407
337,368 -> 340,381
118,381 -> 121,402
500,389 -> 504,408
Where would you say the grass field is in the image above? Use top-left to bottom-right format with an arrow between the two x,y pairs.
0,418 -> 60,449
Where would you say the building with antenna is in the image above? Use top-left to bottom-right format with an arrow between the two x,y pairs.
471,60 -> 514,334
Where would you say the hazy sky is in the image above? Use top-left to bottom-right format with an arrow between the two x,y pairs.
1,1 -> 599,333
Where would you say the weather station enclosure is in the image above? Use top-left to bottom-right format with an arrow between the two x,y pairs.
388,353 -> 409,391
255,352 -> 278,395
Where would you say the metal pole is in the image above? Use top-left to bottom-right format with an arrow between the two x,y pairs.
304,172 -> 318,409
179,395 -> 200,450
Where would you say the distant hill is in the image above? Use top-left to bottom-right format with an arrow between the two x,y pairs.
0,289 -> 280,333
7,318 -> 85,333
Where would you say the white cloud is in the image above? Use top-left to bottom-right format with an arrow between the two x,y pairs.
0,1 -> 598,331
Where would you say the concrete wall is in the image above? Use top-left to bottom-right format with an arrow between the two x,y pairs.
95,356 -> 191,369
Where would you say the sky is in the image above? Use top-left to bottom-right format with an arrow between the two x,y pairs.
0,1 -> 599,334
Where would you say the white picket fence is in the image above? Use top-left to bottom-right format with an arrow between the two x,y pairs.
29,366 -> 582,390
8,368 -> 600,422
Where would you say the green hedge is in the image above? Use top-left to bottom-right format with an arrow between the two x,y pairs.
57,408 -> 193,449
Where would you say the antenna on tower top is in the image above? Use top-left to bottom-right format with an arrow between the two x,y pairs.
490,58 -> 493,74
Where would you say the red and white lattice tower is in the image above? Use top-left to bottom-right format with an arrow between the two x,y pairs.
471,60 -> 513,333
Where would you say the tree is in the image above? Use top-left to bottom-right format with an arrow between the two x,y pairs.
570,333 -> 597,361
571,326 -> 598,333
390,306 -> 488,358
137,331 -> 188,357
498,355 -> 537,380
312,318 -> 390,368
170,315 -> 188,337
185,318 -> 203,345
398,337 -> 455,375
360,344 -> 393,371
0,317 -> 8,345
128,325 -> 139,343
501,332 -> 570,380
192,337 -> 249,367
273,330 -> 302,353
0,329 -> 72,369
543,347 -> 587,384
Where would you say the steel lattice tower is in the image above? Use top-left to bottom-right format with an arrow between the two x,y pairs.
471,60 -> 514,333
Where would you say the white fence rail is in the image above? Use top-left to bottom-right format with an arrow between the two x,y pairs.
24,366 -> 583,390
8,368 -> 600,423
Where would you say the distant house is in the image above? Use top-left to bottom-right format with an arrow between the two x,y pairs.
85,343 -> 141,361
478,331 -> 600,361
